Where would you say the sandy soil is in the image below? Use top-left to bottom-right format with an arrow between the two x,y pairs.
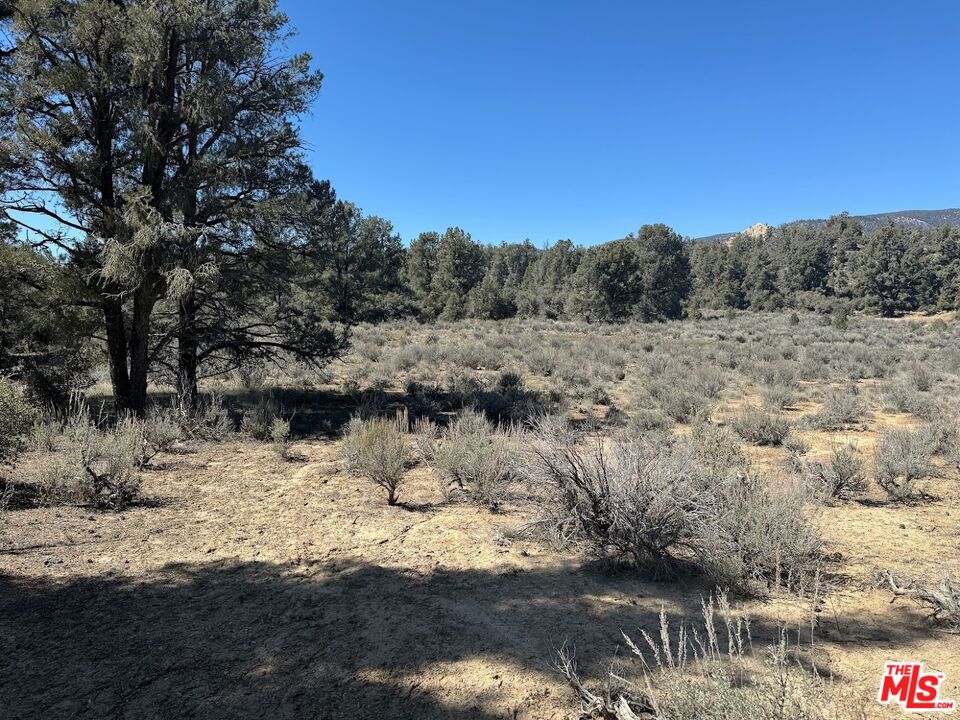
1,435 -> 958,719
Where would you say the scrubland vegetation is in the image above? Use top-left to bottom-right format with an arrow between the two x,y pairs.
1,1 -> 958,717
4,309 -> 960,717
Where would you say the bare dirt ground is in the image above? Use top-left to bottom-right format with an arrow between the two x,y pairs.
2,430 -> 958,719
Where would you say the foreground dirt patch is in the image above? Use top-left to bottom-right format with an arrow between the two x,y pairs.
2,439 -> 958,719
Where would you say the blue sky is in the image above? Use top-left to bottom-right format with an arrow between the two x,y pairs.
283,0 -> 960,245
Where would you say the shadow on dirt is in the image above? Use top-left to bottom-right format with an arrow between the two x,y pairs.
0,555 -> 932,720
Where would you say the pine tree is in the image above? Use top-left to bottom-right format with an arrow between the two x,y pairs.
429,227 -> 485,320
516,240 -> 582,318
405,232 -> 440,319
1,0 -> 325,412
854,225 -> 936,316
630,224 -> 690,321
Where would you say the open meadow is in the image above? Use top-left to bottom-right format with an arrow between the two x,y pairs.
3,311 -> 959,719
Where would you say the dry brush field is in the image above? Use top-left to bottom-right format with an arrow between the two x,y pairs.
2,311 -> 959,719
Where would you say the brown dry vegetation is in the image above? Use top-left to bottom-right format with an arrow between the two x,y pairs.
2,311 -> 959,719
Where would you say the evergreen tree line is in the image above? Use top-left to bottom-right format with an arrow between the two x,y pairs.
345,213 -> 960,324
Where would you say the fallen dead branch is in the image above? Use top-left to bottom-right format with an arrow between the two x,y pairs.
877,568 -> 960,631
554,643 -> 656,720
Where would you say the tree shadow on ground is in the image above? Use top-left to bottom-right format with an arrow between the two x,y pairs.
0,557 -> 940,720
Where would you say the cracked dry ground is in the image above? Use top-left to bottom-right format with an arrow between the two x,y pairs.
2,438 -> 958,719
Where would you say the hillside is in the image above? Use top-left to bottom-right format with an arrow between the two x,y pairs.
695,207 -> 960,242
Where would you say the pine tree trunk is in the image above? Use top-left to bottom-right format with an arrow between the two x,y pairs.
176,291 -> 199,409
103,296 -> 132,412
126,284 -> 157,416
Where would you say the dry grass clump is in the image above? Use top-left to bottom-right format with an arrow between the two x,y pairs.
873,427 -> 935,501
557,591 -> 857,720
731,406 -> 791,446
341,416 -> 408,505
431,409 -> 519,510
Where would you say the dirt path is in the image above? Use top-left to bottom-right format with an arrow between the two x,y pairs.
1,439 -> 957,718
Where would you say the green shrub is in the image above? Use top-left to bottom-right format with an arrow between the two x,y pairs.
0,377 -> 33,464
831,305 -> 850,330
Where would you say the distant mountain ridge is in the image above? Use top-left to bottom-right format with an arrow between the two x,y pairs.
694,208 -> 960,243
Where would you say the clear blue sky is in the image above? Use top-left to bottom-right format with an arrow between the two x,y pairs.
283,0 -> 960,245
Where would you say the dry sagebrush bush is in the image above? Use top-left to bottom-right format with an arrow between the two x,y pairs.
174,392 -> 233,441
240,393 -> 282,440
696,473 -> 822,594
270,416 -> 292,458
530,429 -> 704,567
141,406 -> 184,463
36,407 -> 144,511
529,421 -> 822,593
432,409 -> 519,510
650,381 -> 713,424
806,386 -> 869,430
874,427 -> 935,501
341,416 -> 408,505
732,406 -> 791,446
690,422 -> 744,477
805,444 -> 867,500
